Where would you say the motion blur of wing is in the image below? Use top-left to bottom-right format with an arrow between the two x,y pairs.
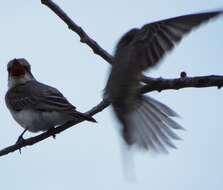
106,10 -> 223,152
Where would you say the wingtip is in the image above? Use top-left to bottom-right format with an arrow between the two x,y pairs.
89,117 -> 97,123
85,114 -> 97,123
75,112 -> 97,123
201,8 -> 223,16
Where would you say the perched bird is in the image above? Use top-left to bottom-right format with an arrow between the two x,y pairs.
106,10 -> 223,153
5,58 -> 96,142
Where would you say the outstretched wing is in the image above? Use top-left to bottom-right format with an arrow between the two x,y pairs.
107,10 -> 223,107
106,10 -> 223,151
5,80 -> 76,112
115,10 -> 222,71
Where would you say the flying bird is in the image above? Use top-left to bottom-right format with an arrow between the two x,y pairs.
106,10 -> 223,153
5,58 -> 96,142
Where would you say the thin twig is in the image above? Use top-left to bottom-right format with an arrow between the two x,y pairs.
41,0 -> 113,64
141,74 -> 223,93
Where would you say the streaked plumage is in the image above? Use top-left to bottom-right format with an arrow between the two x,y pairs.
106,10 -> 223,152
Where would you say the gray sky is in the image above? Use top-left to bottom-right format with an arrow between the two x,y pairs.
0,1 -> 223,189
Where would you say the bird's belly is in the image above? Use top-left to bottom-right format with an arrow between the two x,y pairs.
10,110 -> 68,132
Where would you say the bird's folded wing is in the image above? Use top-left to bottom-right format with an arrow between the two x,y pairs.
5,80 -> 76,112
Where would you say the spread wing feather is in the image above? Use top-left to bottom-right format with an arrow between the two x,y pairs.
106,10 -> 223,151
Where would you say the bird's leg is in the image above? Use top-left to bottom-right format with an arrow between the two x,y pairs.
16,128 -> 28,154
16,128 -> 28,144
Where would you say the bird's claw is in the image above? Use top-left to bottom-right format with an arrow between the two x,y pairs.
16,136 -> 25,155
47,127 -> 56,139
16,135 -> 25,144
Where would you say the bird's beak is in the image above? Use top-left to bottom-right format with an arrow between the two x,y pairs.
10,62 -> 26,77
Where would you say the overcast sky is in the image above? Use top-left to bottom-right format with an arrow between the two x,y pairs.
0,1 -> 223,189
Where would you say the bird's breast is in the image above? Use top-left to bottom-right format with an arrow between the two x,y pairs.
9,109 -> 69,132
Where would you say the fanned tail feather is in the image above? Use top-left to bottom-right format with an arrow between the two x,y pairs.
122,95 -> 183,153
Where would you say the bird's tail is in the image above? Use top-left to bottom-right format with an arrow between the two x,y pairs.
122,95 -> 184,153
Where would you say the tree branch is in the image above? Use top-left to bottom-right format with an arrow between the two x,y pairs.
1,74 -> 223,157
141,74 -> 223,93
41,0 -> 113,64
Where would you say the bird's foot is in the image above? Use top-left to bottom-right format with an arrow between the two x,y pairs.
16,128 -> 28,144
47,127 -> 56,139
15,128 -> 28,154
16,135 -> 25,144
15,135 -> 26,155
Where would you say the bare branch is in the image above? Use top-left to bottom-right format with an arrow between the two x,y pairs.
1,74 -> 223,157
141,74 -> 223,93
41,0 -> 113,64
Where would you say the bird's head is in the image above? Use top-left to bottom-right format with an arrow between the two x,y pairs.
7,58 -> 35,88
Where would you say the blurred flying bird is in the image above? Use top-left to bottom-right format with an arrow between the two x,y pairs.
106,10 -> 223,153
5,58 -> 96,143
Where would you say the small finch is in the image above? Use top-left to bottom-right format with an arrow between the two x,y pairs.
5,58 -> 96,142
